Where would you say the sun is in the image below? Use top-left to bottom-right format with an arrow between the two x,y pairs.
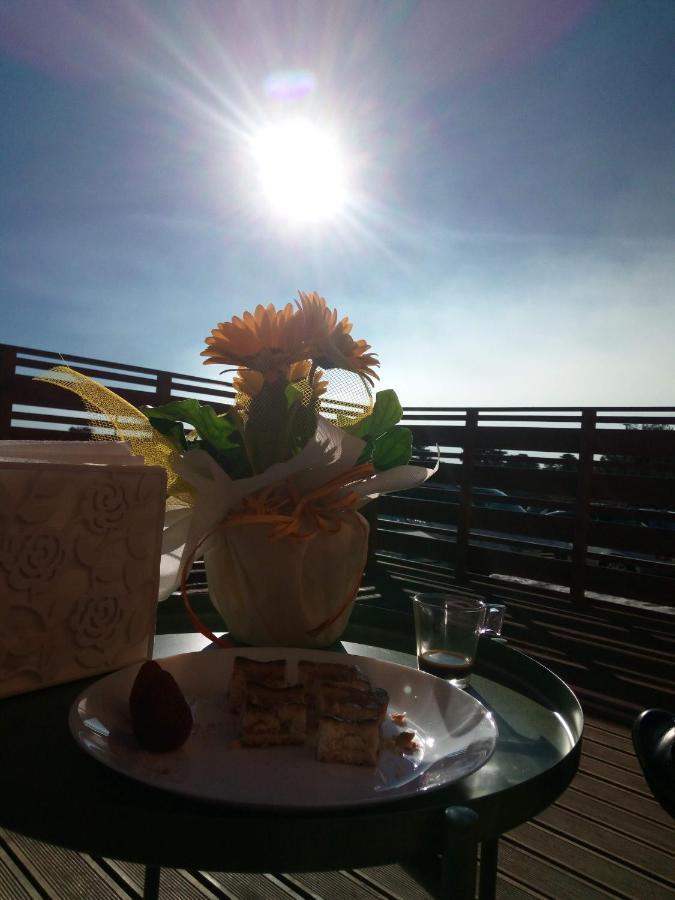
251,119 -> 348,224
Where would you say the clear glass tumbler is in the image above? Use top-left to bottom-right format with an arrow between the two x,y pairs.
413,591 -> 505,688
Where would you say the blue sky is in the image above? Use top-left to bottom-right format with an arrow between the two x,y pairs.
2,0 -> 674,406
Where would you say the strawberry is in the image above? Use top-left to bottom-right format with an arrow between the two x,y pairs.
129,660 -> 193,752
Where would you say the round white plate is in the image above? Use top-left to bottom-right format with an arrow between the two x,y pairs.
69,647 -> 497,809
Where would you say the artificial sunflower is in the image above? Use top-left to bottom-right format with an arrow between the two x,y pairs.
232,367 -> 265,398
202,303 -> 307,382
295,291 -> 380,386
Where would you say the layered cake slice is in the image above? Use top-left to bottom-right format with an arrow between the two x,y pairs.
317,683 -> 389,724
316,715 -> 381,766
316,684 -> 390,766
228,657 -> 286,712
298,660 -> 367,690
240,683 -> 307,747
298,660 -> 369,714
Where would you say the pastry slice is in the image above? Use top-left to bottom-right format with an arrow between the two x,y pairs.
317,683 -> 389,724
228,657 -> 286,712
298,661 -> 368,708
316,715 -> 381,766
240,683 -> 307,747
298,660 -> 366,685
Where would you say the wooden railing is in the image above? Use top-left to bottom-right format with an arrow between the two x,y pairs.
382,407 -> 675,608
0,343 -> 236,439
2,344 -> 674,609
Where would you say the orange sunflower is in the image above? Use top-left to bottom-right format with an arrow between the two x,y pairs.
202,303 -> 307,382
295,291 -> 380,386
232,367 -> 264,398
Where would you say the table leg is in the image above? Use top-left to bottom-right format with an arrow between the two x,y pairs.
143,865 -> 161,900
441,806 -> 480,900
479,838 -> 499,900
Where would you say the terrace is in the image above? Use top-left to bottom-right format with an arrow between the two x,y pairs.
1,343 -> 673,898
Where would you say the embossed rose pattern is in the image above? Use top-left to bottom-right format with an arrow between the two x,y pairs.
81,481 -> 129,535
4,528 -> 66,591
1,467 -> 164,696
69,592 -> 124,654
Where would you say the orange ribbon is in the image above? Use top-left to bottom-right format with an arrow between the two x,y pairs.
180,463 -> 374,647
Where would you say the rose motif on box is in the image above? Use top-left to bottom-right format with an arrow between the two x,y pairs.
0,527 -> 67,593
81,480 -> 130,535
0,464 -> 166,699
69,589 -> 126,668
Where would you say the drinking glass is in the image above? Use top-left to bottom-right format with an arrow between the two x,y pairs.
413,591 -> 505,688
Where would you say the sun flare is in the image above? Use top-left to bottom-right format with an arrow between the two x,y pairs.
251,119 -> 348,223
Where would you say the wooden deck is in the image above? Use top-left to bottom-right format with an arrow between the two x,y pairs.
2,713 -> 673,898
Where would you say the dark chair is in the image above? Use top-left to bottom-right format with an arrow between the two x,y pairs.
632,709 -> 675,819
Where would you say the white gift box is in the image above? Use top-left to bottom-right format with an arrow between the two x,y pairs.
0,445 -> 166,698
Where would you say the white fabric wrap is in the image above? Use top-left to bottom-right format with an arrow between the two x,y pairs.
203,513 -> 369,648
158,416 -> 437,644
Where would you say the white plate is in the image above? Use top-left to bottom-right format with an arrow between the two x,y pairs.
69,647 -> 497,809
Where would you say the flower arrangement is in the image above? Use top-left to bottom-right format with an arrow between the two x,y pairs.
39,292 -> 434,648
140,291 -> 412,485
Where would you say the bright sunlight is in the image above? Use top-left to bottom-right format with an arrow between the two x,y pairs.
251,119 -> 348,224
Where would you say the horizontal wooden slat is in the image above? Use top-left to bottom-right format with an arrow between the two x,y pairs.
555,788 -> 675,852
2,832 -> 126,899
379,495 -> 459,524
569,772 -> 675,827
470,507 -> 575,541
0,844 -> 37,900
592,428 -> 675,455
3,343 -> 236,391
583,564 -> 675,606
6,346 -> 162,376
588,521 -> 674,557
5,426 -> 98,442
466,545 -> 572,586
592,473 -> 675,506
10,376 -> 157,410
376,528 -> 456,564
410,424 -> 583,453
469,465 -> 579,498
168,382 -> 236,401
11,410 -> 102,428
497,840 -> 613,900
15,357 -> 160,388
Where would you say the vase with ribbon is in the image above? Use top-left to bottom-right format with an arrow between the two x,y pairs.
38,292 -> 435,649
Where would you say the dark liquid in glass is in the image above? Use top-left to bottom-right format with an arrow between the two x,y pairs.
418,649 -> 473,679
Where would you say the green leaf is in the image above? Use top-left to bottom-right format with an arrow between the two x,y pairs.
370,389 -> 403,436
146,415 -> 188,453
346,389 -> 403,443
372,426 -> 413,470
285,382 -> 304,409
141,400 -> 238,451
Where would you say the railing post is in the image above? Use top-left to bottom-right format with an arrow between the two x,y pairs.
570,409 -> 596,607
456,409 -> 479,583
156,371 -> 172,405
0,346 -> 17,439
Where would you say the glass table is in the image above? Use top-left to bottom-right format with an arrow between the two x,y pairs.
0,631 -> 582,900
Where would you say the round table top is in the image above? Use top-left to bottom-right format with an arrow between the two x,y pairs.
0,632 -> 583,873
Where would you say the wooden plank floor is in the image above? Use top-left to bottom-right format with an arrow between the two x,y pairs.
2,712 -> 673,899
